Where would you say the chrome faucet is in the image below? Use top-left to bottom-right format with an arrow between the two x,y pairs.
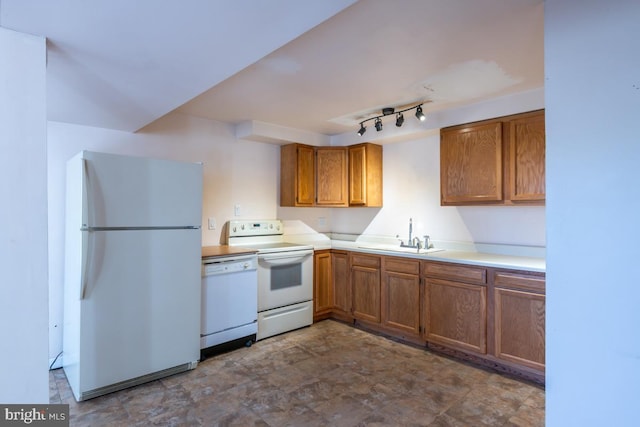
396,219 -> 431,252
398,218 -> 421,250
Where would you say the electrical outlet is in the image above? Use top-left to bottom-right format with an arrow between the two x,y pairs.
208,217 -> 216,230
317,217 -> 326,227
234,204 -> 241,216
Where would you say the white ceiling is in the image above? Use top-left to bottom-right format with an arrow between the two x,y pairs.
1,0 -> 544,137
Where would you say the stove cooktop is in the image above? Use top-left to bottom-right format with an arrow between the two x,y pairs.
230,241 -> 314,253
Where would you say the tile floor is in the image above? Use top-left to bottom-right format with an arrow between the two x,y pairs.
50,320 -> 545,426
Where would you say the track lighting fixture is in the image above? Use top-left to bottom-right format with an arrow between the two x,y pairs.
356,103 -> 425,136
375,118 -> 383,132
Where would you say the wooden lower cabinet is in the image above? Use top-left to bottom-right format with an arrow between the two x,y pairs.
350,254 -> 381,324
313,250 -> 333,321
381,257 -> 421,341
331,250 -> 352,321
493,271 -> 545,372
425,277 -> 487,354
314,250 -> 545,384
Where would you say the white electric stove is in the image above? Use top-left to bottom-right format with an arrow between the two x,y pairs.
226,220 -> 314,340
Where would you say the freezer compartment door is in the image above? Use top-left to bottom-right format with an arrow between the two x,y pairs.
76,228 -> 201,395
74,150 -> 202,228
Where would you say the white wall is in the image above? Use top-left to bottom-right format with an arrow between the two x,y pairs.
0,28 -> 48,403
47,113 -> 280,366
546,1 -> 640,426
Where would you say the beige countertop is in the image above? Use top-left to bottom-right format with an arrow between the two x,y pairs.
201,245 -> 258,259
202,239 -> 545,272
327,240 -> 546,273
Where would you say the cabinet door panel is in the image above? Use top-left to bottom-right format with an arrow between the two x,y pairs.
316,147 -> 348,206
426,278 -> 487,354
313,251 -> 332,320
349,145 -> 367,206
280,144 -> 315,206
382,271 -> 420,336
332,251 -> 350,317
508,112 -> 546,201
296,145 -> 315,205
441,122 -> 503,204
352,266 -> 380,323
494,288 -> 545,371
348,143 -> 382,207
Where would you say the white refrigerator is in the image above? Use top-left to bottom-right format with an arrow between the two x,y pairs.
62,150 -> 203,401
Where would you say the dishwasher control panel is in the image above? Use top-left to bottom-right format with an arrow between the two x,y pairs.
202,255 -> 257,276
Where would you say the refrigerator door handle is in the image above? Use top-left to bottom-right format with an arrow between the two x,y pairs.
80,230 -> 93,300
81,158 -> 90,227
80,157 -> 92,299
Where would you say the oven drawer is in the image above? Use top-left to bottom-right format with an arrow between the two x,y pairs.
257,301 -> 313,340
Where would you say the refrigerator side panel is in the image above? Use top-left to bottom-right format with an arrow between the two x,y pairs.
62,153 -> 84,401
82,151 -> 202,228
78,229 -> 201,393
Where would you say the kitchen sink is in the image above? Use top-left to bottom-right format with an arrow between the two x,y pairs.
357,245 -> 445,255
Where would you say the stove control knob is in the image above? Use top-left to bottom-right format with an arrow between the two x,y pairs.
232,226 -> 236,232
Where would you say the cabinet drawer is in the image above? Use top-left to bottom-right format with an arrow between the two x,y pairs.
494,271 -> 545,293
422,262 -> 486,285
384,257 -> 419,275
351,253 -> 381,268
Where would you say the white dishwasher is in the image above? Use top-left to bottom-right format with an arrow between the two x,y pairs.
200,253 -> 258,359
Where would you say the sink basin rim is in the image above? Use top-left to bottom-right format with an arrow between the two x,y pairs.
357,245 -> 445,255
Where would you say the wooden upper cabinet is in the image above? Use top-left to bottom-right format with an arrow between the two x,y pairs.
440,121 -> 503,205
316,147 -> 348,206
506,110 -> 546,203
440,110 -> 545,206
280,144 -> 315,206
348,143 -> 383,207
281,143 -> 382,207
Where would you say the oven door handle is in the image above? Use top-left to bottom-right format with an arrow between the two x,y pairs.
258,250 -> 313,266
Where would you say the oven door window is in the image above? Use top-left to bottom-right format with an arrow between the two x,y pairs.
270,263 -> 302,290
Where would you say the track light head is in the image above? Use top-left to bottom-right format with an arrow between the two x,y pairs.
357,123 -> 366,136
415,105 -> 426,121
395,113 -> 404,127
375,118 -> 383,132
